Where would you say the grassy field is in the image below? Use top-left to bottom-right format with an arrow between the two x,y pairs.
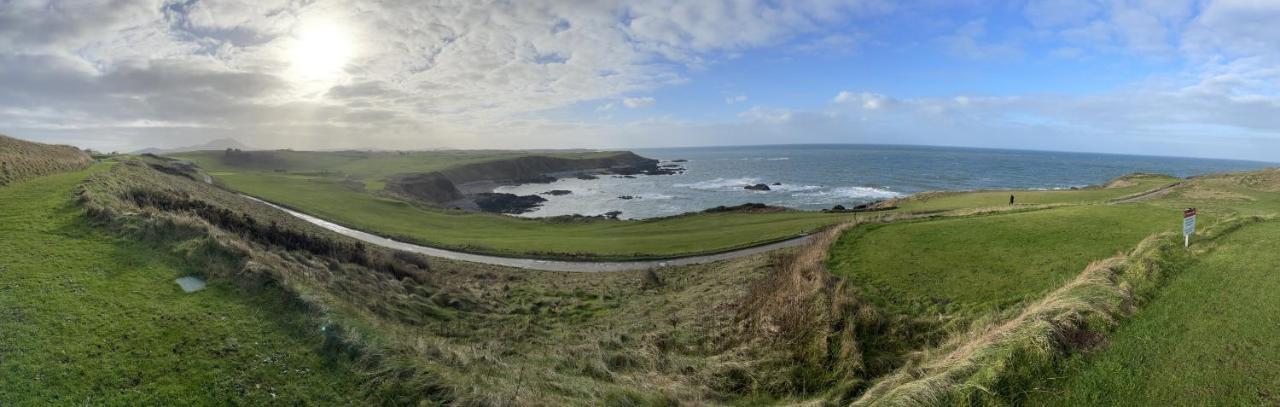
1029,221 -> 1280,405
885,173 -> 1179,213
176,149 -> 623,188
827,203 -> 1180,316
0,167 -> 359,404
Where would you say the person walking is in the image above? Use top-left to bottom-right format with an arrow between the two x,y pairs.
1009,194 -> 1015,205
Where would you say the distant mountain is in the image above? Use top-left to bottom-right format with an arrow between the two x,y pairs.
134,138 -> 250,154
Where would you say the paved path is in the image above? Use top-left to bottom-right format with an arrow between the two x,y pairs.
242,195 -> 814,272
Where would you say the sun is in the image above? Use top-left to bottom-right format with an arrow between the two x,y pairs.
288,18 -> 354,83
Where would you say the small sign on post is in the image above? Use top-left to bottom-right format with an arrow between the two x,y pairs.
1183,208 -> 1197,247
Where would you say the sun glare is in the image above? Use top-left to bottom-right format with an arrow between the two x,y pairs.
288,18 -> 353,83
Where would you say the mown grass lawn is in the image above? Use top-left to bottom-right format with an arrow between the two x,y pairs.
201,170 -> 857,260
827,204 -> 1180,315
0,167 -> 358,404
1029,221 -> 1280,405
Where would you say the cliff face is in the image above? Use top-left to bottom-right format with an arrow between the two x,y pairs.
385,172 -> 465,203
438,152 -> 657,184
0,134 -> 93,186
386,152 -> 657,204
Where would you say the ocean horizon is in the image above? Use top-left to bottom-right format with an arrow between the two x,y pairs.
495,144 -> 1274,219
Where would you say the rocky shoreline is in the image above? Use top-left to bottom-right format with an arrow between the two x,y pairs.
384,152 -> 687,216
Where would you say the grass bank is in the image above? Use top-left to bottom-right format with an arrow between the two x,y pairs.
1029,220 -> 1280,405
0,134 -> 93,186
0,166 -> 359,404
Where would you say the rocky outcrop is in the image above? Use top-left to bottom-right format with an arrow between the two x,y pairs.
542,190 -> 573,196
703,203 -> 787,213
744,183 -> 772,191
440,152 -> 658,185
386,152 -> 661,207
386,173 -> 465,203
473,193 -> 547,214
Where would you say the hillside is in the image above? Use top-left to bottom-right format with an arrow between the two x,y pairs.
5,141 -> 1280,404
133,138 -> 249,155
0,165 -> 360,404
172,149 -> 851,260
64,155 -> 887,404
0,134 -> 93,186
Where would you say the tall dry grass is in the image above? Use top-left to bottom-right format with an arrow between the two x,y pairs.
0,133 -> 93,185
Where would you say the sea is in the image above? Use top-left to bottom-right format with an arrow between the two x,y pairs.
493,144 -> 1274,219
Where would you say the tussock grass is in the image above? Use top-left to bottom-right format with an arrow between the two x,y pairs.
0,133 -> 93,185
851,215 -> 1271,406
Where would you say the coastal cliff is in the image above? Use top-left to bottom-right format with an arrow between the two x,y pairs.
387,152 -> 661,206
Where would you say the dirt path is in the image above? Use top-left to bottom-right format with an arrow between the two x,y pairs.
242,195 -> 813,272
1108,182 -> 1182,204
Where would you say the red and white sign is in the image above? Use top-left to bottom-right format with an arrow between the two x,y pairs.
1183,208 -> 1196,237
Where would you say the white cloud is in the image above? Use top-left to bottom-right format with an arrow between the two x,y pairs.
725,95 -> 748,104
833,91 -> 890,110
623,97 -> 656,109
0,0 -> 877,150
738,106 -> 792,123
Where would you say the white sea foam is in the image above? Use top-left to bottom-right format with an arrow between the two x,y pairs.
674,177 -> 761,190
769,184 -> 822,192
795,186 -> 900,201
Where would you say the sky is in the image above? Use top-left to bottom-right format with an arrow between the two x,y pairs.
2,0 -> 1280,161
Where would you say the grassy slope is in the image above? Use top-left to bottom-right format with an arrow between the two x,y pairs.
0,134 -> 93,186
828,204 -> 1179,315
0,167 -> 358,404
176,150 -> 856,259
1030,221 -> 1280,405
178,149 -> 622,187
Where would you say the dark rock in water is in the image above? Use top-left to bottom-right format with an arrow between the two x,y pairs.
514,175 -> 557,184
671,159 -> 688,163
542,189 -> 573,196
617,195 -> 635,200
604,210 -> 623,219
771,182 -> 782,186
831,204 -> 846,211
704,203 -> 786,213
576,173 -> 598,180
1070,186 -> 1080,190
608,158 -> 684,176
744,183 -> 772,191
473,193 -> 547,214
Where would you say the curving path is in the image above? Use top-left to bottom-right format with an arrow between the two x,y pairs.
1108,182 -> 1182,204
241,195 -> 815,272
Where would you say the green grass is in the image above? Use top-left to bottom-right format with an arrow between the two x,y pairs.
0,167 -> 359,404
176,149 -> 622,187
827,204 -> 1180,315
194,169 -> 857,259
888,174 -> 1179,213
1029,221 -> 1280,405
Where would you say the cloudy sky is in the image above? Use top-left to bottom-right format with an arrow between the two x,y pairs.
2,0 -> 1279,161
